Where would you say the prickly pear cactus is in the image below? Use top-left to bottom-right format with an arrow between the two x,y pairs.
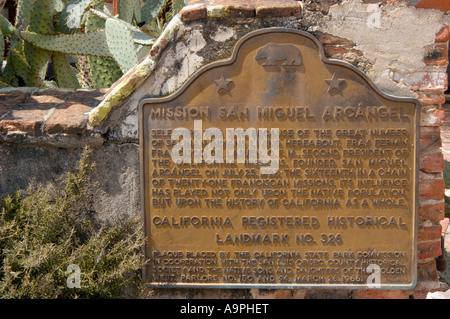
105,17 -> 150,73
24,0 -> 56,87
0,0 -> 185,89
77,55 -> 95,89
52,52 -> 80,88
20,31 -> 112,57
141,0 -> 167,23
118,0 -> 142,24
85,7 -> 123,88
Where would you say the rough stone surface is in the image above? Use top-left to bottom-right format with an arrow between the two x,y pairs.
0,142 -> 140,223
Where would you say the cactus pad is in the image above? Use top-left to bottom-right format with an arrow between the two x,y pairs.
105,17 -> 149,73
52,52 -> 81,88
118,0 -> 142,24
21,30 -> 112,57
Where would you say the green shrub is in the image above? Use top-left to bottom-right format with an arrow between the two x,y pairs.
0,148 -> 147,299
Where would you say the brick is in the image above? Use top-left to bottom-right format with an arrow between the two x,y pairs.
420,108 -> 445,127
419,201 -> 445,222
352,289 -> 409,299
0,90 -> 102,134
419,179 -> 445,200
65,90 -> 104,107
420,151 -> 445,173
44,104 -> 92,134
43,90 -> 103,134
208,0 -> 255,15
201,0 -> 302,18
225,5 -> 255,18
306,1 -> 339,14
179,4 -> 208,22
417,92 -> 446,106
382,0 -> 409,4
391,71 -> 448,92
435,25 -> 450,43
419,127 -> 442,152
255,2 -> 301,18
418,224 -> 442,241
0,91 -> 68,133
423,44 -> 449,67
324,46 -> 363,59
315,32 -> 355,46
417,259 -> 439,282
418,240 -> 442,259
416,0 -> 450,12
28,89 -> 72,104
0,108 -> 50,132
0,91 -> 31,113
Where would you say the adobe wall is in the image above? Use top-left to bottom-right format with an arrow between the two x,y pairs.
1,0 -> 449,299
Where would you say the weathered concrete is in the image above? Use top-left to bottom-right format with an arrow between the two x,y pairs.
0,142 -> 140,222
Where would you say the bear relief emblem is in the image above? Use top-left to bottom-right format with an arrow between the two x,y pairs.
255,43 -> 302,67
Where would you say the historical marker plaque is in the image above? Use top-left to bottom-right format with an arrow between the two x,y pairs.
139,29 -> 419,289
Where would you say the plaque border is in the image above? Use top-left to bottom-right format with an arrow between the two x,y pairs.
138,28 -> 420,290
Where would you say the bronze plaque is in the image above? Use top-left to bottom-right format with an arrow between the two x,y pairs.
139,29 -> 419,289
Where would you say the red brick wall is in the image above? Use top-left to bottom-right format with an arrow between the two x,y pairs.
416,0 -> 450,11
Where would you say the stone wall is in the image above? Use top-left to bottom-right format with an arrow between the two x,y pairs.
1,0 -> 449,299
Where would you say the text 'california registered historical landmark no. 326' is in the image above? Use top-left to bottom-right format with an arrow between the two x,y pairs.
139,28 -> 419,289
